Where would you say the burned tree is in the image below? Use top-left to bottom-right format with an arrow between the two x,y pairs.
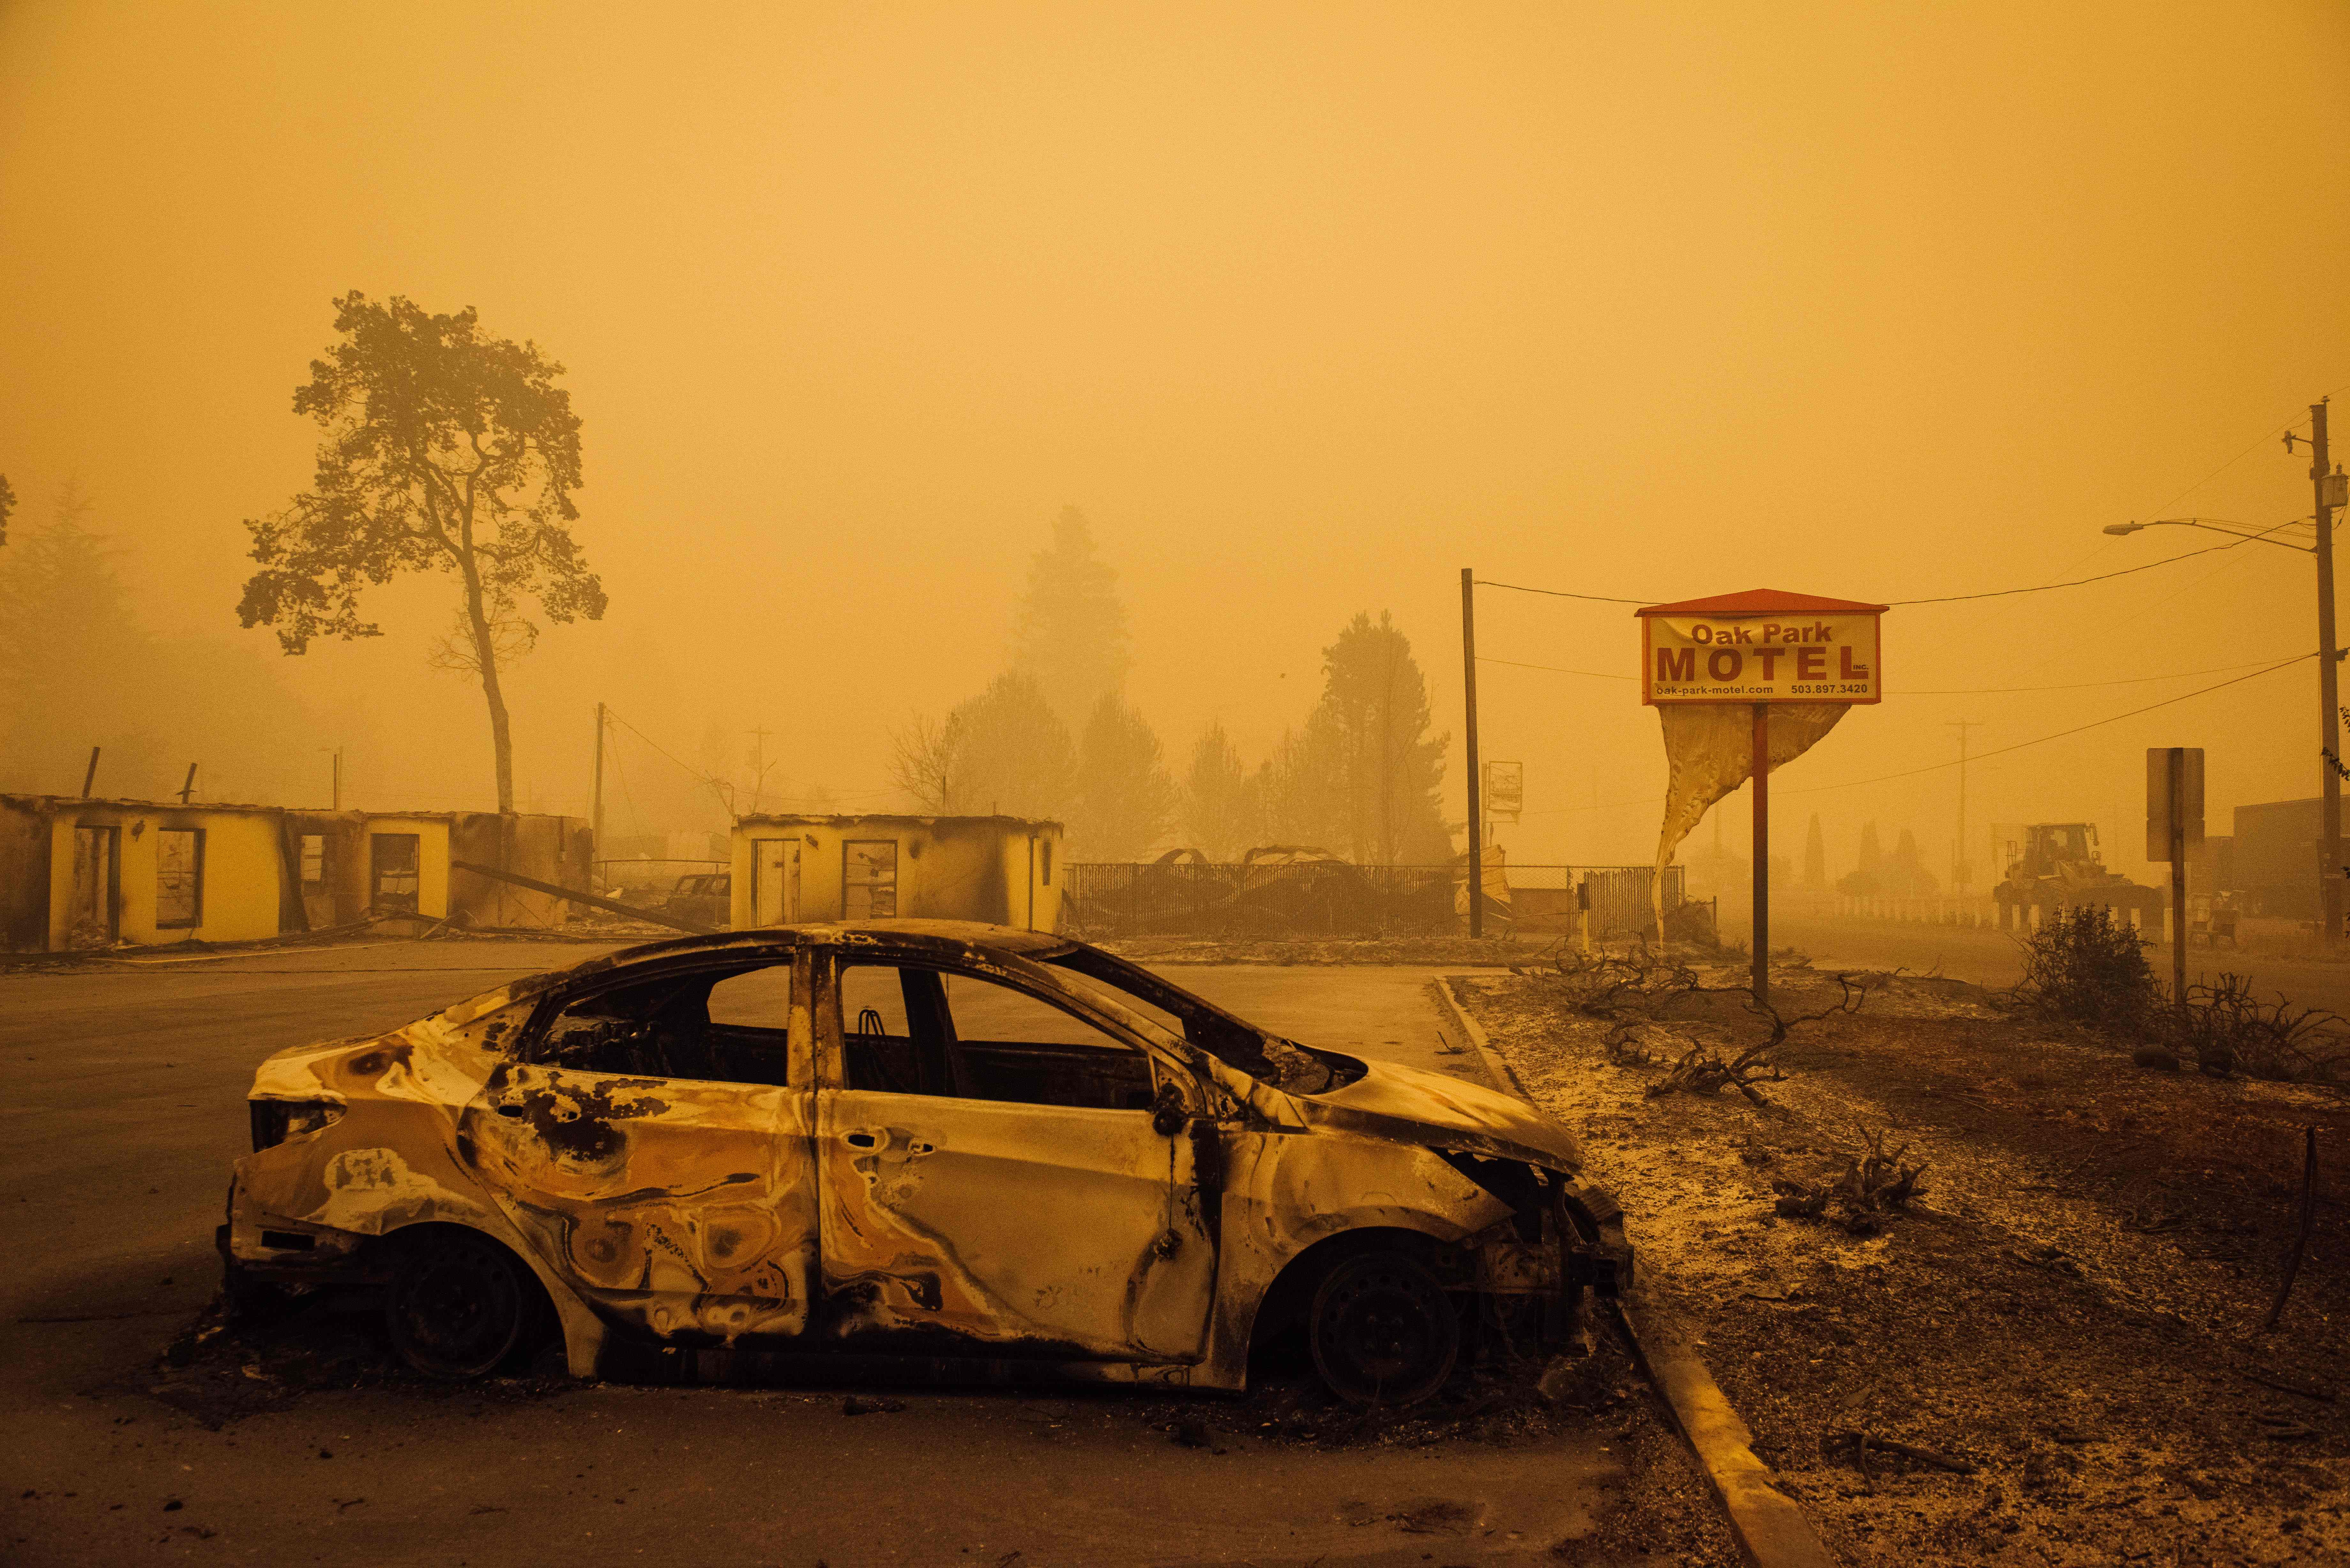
236,292 -> 606,813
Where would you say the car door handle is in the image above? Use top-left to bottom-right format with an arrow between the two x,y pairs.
495,1103 -> 525,1119
845,1132 -> 877,1149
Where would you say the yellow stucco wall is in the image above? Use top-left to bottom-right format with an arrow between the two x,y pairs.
729,816 -> 1062,931
44,805 -> 285,947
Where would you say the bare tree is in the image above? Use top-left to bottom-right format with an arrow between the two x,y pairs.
890,712 -> 959,811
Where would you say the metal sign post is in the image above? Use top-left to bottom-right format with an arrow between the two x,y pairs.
2146,747 -> 2205,1005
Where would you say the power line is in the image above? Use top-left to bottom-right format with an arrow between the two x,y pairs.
1777,654 -> 2312,795
1474,579 -> 1648,606
1516,653 -> 2313,816
1883,532 -> 2285,605
1472,515 -> 2310,612
1477,651 -> 2305,695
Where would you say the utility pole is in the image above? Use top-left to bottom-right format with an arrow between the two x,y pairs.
2290,399 -> 2343,946
80,746 -> 100,799
1949,720 -> 1982,894
177,763 -> 198,805
748,727 -> 776,819
1752,704 -> 1770,1005
591,703 -> 605,861
1460,568 -> 1483,939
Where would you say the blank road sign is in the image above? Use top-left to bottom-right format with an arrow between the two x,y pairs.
2145,747 -> 2205,862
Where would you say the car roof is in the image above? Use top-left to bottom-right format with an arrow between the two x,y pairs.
436,920 -> 1085,1028
606,918 -> 1079,968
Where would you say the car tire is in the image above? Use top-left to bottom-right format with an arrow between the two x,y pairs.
384,1231 -> 534,1380
1307,1248 -> 1460,1406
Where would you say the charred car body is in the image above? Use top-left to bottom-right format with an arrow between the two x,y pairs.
221,920 -> 1627,1403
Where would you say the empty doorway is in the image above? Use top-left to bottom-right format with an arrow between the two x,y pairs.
753,839 -> 801,926
68,826 -> 119,948
370,833 -> 421,915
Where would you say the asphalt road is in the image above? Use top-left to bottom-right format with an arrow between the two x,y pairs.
1728,912 -> 2350,1018
0,941 -> 1611,1567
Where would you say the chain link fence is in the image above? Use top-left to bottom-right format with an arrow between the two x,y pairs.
1061,859 -> 1686,939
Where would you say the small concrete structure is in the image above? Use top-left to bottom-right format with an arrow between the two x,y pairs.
0,795 -> 591,952
729,814 -> 1062,931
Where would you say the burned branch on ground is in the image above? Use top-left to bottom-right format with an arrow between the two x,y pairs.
1640,972 -> 1870,1105
1772,1126 -> 1927,1235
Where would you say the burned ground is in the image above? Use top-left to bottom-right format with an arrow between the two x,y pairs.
135,1276 -> 1741,1562
1458,959 -> 2350,1567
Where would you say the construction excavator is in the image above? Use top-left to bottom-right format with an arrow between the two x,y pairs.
1990,823 -> 2165,931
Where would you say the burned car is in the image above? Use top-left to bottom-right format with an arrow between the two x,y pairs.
221,920 -> 1627,1404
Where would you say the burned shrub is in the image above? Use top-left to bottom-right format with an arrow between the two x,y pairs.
1772,1127 -> 1927,1236
2165,974 -> 2350,1083
2012,906 -> 2157,1029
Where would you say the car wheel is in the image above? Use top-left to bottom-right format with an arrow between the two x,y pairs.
385,1232 -> 532,1380
1308,1249 -> 1459,1406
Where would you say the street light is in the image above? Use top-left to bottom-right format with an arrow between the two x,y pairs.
2102,516 -> 2314,552
2103,398 -> 2345,946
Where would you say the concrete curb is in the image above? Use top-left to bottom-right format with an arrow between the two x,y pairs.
1432,975 -> 1840,1568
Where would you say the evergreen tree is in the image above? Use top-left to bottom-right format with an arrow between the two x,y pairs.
1010,506 -> 1129,728
939,671 -> 1076,821
0,484 -> 151,790
1312,612 -> 1450,864
1838,822 -> 1886,897
1803,813 -> 1828,890
1251,713 -> 1345,850
1180,723 -> 1251,859
1070,695 -> 1179,860
0,483 -> 315,800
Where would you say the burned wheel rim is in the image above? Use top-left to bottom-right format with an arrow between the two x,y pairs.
1308,1251 -> 1459,1406
386,1234 -> 528,1379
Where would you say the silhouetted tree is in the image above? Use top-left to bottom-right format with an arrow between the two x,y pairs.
1803,813 -> 1828,890
0,471 -> 15,547
889,712 -> 956,812
1313,611 -> 1450,864
1181,723 -> 1252,859
1010,506 -> 1129,728
0,483 -> 312,799
1071,695 -> 1179,859
938,671 -> 1075,820
236,292 -> 607,812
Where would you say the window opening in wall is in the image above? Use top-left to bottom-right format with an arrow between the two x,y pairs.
843,840 -> 898,919
156,829 -> 204,930
370,833 -> 421,915
299,835 -> 326,888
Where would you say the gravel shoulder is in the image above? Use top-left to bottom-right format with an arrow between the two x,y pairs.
1455,957 -> 2350,1568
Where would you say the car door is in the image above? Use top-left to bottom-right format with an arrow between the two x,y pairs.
813,951 -> 1217,1363
459,950 -> 819,1346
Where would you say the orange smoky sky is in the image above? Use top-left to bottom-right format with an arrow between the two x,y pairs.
4,1 -> 2348,875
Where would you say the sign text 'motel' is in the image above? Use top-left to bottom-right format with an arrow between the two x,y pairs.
1636,588 -> 1891,705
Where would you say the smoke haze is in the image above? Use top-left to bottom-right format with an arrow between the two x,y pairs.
5,1 -> 2349,883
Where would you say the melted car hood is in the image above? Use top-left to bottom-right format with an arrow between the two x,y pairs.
1295,1056 -> 1583,1172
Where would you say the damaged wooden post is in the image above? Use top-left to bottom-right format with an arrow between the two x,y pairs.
79,745 -> 100,798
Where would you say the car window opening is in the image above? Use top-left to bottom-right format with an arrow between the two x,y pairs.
1042,948 -> 1357,1096
534,962 -> 794,1086
838,963 -> 1155,1112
